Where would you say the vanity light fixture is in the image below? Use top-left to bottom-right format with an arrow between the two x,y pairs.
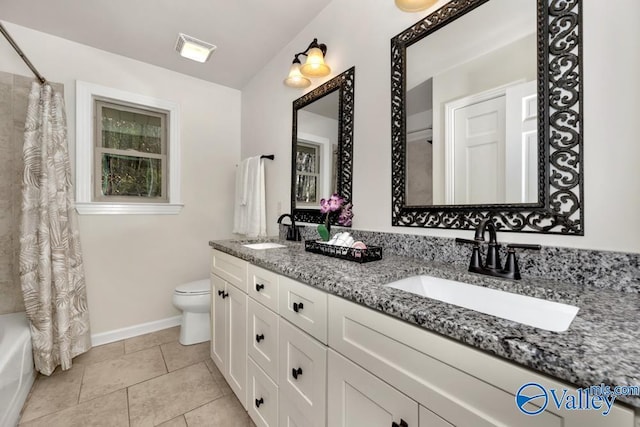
175,33 -> 216,63
284,38 -> 331,88
395,0 -> 438,12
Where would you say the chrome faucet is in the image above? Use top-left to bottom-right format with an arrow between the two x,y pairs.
277,213 -> 302,241
456,218 -> 541,280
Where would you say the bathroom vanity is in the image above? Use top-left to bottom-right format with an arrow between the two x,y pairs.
209,239 -> 639,427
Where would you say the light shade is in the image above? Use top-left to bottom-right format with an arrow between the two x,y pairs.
300,47 -> 331,77
175,33 -> 216,63
394,0 -> 438,12
283,62 -> 312,88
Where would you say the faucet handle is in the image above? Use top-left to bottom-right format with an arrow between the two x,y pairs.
455,238 -> 478,245
506,244 -> 542,251
455,238 -> 482,272
502,244 -> 541,280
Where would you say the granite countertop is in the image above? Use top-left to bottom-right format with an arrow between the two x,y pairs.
209,238 -> 640,408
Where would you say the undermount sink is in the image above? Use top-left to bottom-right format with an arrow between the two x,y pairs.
242,242 -> 287,250
385,275 -> 579,332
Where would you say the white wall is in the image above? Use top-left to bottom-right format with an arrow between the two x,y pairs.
0,22 -> 241,334
241,0 -> 640,253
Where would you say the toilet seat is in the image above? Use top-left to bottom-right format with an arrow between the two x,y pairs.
174,279 -> 210,295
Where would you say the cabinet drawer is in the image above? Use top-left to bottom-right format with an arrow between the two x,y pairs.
211,250 -> 248,292
278,318 -> 326,427
248,358 -> 279,427
248,298 -> 279,381
279,276 -> 327,344
248,264 -> 279,313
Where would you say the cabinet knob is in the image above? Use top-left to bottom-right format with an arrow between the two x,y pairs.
220,291 -> 228,299
256,334 -> 265,343
256,283 -> 265,292
392,420 -> 408,427
293,302 -> 304,313
255,397 -> 264,408
292,367 -> 303,379
217,290 -> 224,296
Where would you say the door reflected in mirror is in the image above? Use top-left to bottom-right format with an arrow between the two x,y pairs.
295,90 -> 339,209
405,0 -> 537,206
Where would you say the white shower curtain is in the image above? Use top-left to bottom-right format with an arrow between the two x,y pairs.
19,82 -> 91,375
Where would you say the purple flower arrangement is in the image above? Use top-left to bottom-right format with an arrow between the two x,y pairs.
318,193 -> 353,240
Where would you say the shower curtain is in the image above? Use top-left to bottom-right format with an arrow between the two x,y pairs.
19,82 -> 91,375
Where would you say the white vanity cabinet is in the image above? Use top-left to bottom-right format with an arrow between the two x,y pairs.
211,249 -> 636,427
327,294 -> 635,427
210,250 -> 249,409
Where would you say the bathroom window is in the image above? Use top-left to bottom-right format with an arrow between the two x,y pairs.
75,81 -> 182,214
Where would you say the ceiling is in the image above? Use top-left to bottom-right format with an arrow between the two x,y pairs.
0,0 -> 333,89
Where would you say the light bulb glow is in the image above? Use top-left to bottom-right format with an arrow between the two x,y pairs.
284,62 -> 311,88
395,0 -> 438,12
300,47 -> 331,77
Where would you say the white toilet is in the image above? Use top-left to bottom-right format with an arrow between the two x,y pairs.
172,279 -> 211,345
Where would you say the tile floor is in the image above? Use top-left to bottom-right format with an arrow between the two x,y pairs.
18,327 -> 256,427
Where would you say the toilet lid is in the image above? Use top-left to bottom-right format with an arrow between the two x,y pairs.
175,279 -> 210,295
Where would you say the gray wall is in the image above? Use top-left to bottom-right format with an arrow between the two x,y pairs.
0,71 -> 28,314
0,71 -> 62,315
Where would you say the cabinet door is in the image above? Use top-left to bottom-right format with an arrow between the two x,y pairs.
248,264 -> 279,313
248,298 -> 279,381
210,274 -> 227,373
248,358 -> 279,427
279,318 -> 326,427
420,405 -> 454,427
327,349 -> 418,427
226,283 -> 248,409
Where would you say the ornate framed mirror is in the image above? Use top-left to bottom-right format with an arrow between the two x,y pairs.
291,67 -> 355,225
391,0 -> 583,234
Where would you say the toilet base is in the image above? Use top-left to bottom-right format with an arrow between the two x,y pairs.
179,311 -> 211,345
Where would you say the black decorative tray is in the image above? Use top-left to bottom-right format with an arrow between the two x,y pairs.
304,240 -> 383,263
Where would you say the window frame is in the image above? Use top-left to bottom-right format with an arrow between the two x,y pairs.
76,81 -> 182,214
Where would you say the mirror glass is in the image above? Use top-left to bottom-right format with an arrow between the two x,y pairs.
405,0 -> 537,206
391,0 -> 584,234
291,67 -> 355,225
295,90 -> 339,208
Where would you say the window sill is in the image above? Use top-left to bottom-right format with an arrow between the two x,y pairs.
75,202 -> 184,215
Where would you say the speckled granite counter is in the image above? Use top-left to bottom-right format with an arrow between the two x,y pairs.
209,238 -> 640,408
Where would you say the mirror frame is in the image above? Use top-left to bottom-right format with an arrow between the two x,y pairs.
291,67 -> 355,225
391,0 -> 583,234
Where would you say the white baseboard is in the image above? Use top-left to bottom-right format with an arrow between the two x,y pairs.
91,315 -> 182,347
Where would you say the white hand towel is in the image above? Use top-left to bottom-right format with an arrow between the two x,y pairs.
232,158 -> 250,234
245,156 -> 267,237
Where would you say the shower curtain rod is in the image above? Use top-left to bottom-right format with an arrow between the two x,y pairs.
0,22 -> 46,84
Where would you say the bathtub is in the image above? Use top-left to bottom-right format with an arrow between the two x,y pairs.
0,312 -> 35,427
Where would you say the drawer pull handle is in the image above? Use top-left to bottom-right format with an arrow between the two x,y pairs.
256,283 -> 265,292
256,334 -> 265,343
218,290 -> 229,299
293,302 -> 304,313
292,367 -> 303,379
255,397 -> 264,408
392,420 -> 408,427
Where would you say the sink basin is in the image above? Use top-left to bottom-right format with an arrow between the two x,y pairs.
385,275 -> 579,332
242,242 -> 287,250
